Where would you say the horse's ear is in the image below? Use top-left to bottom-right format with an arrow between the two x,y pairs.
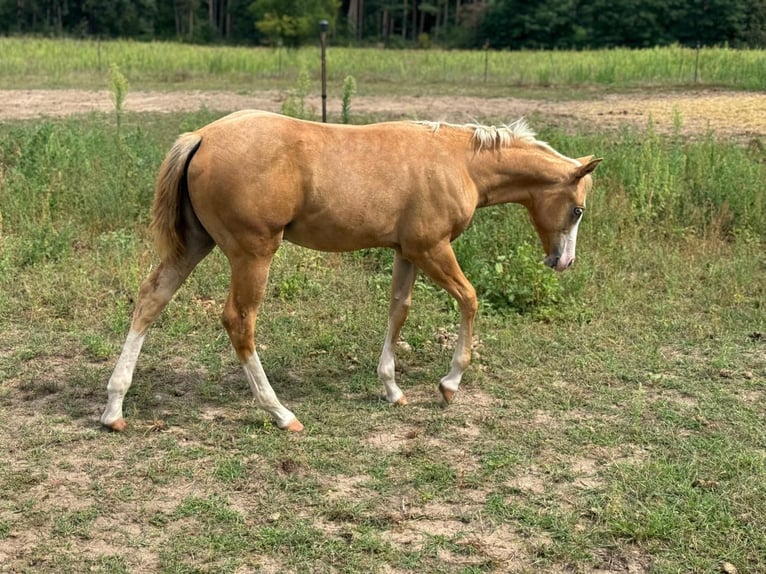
573,157 -> 602,180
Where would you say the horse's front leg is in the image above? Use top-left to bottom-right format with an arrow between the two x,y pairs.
377,253 -> 418,405
411,241 -> 478,404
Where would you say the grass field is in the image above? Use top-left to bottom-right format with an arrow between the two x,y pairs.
1,37 -> 766,94
1,42 -> 765,573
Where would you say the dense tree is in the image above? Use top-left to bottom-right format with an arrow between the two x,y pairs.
476,0 -> 579,49
0,0 -> 763,48
82,0 -> 157,38
250,0 -> 340,46
478,0 -> 765,49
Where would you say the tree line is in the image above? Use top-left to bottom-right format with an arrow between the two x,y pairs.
2,0 -> 764,48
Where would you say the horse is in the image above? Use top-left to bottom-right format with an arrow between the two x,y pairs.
100,110 -> 601,432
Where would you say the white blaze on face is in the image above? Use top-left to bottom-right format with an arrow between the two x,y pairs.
556,215 -> 581,271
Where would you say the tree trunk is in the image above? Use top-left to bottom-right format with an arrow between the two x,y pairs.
359,0 -> 365,41
188,1 -> 194,39
226,6 -> 231,38
402,0 -> 408,39
382,7 -> 388,41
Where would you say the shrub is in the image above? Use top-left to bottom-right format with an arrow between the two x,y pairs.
452,208 -> 565,317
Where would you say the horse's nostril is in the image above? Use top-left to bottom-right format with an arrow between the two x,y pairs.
544,255 -> 559,269
567,258 -> 575,268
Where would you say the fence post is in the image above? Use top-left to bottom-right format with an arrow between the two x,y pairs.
319,20 -> 329,123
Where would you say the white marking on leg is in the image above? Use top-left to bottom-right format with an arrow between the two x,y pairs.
242,351 -> 298,429
376,255 -> 416,405
377,333 -> 404,404
439,328 -> 469,393
101,329 -> 146,426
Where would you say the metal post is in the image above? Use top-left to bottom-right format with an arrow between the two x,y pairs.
319,20 -> 329,123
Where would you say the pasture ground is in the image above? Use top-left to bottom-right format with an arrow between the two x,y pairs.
1,88 -> 765,139
0,89 -> 764,573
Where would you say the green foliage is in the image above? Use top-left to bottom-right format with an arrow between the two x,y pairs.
0,117 -> 163,267
2,0 -> 766,48
451,205 -> 566,317
280,67 -> 314,119
473,243 -> 564,316
573,122 -> 766,236
2,39 -> 766,93
250,0 -> 340,46
341,75 -> 356,124
109,63 -> 129,134
478,0 -> 766,49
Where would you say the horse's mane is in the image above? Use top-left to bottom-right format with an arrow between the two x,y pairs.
414,118 -> 577,163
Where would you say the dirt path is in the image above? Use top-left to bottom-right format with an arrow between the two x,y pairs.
1,88 -> 765,139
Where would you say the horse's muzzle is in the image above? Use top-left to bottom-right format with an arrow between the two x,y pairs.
544,254 -> 575,272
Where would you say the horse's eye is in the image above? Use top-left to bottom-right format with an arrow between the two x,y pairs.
573,207 -> 584,218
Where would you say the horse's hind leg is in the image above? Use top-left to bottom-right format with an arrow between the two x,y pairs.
377,253 -> 418,405
222,250 -> 303,432
100,240 -> 213,431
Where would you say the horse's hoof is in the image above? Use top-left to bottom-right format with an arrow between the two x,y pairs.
394,395 -> 408,407
104,418 -> 127,432
283,418 -> 304,433
439,385 -> 455,405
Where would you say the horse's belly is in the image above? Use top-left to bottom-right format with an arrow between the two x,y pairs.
283,218 -> 394,253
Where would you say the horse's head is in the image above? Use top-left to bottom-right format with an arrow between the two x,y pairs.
529,156 -> 602,272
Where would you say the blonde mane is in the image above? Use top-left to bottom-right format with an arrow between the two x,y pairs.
414,118 -> 578,163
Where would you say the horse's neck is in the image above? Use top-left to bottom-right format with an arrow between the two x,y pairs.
470,146 -> 568,208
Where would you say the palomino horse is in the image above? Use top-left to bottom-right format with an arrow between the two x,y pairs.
100,111 -> 600,432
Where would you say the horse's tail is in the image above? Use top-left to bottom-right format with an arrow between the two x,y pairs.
150,132 -> 203,262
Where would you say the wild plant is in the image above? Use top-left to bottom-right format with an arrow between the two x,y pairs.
341,75 -> 356,124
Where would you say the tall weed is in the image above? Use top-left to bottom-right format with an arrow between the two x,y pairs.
341,75 -> 357,124
109,64 -> 129,136
0,118 -> 161,266
545,124 -> 766,238
2,39 -> 766,92
280,67 -> 313,120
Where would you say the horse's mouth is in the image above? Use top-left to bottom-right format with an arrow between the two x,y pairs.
544,254 -> 575,272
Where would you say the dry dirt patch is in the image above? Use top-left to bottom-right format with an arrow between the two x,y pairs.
1,88 -> 765,139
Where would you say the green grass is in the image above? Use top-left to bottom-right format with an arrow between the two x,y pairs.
0,103 -> 765,572
2,37 -> 766,93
